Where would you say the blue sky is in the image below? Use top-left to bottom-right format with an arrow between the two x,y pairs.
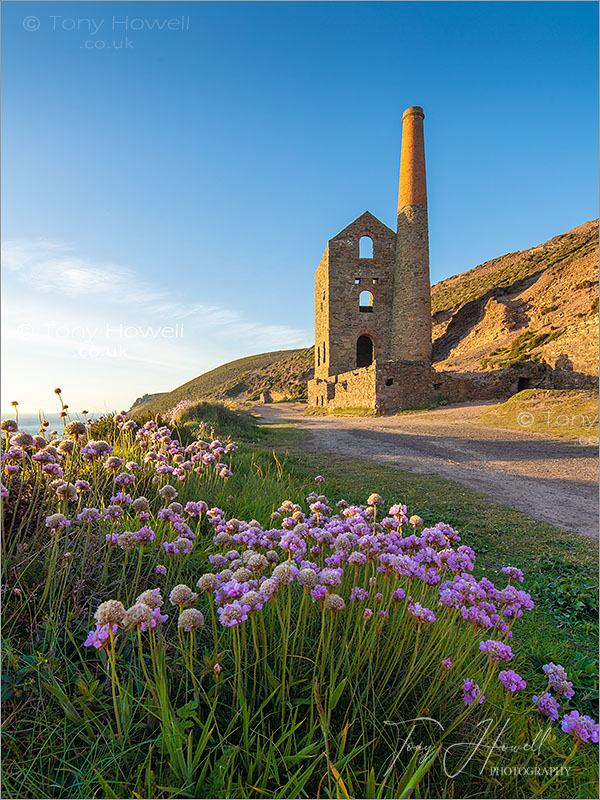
2,1 -> 598,413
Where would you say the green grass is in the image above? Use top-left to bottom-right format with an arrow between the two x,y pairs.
255,423 -> 599,690
327,407 -> 376,417
162,403 -> 598,679
304,406 -> 377,417
477,389 -> 599,440
394,400 -> 445,415
479,329 -> 566,370
2,403 -> 598,799
174,401 -> 271,443
130,349 -> 308,418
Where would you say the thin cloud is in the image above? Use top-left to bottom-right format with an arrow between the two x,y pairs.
1,239 -> 310,347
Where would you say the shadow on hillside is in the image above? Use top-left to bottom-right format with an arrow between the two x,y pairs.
432,269 -> 546,362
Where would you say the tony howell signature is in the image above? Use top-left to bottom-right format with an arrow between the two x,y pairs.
383,715 -> 555,779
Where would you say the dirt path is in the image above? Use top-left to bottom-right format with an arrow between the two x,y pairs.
253,402 -> 599,539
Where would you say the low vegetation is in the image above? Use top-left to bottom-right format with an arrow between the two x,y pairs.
150,400 -> 266,444
2,397 -> 598,798
477,389 -> 599,440
305,406 -> 376,417
432,223 -> 598,316
480,330 -> 566,370
395,399 -> 447,415
130,348 -> 314,419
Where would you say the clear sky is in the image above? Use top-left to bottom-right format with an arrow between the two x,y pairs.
2,1 -> 598,414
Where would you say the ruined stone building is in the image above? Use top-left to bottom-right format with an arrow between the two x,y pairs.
308,106 -> 448,411
307,106 -> 593,412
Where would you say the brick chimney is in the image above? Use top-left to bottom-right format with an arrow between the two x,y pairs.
391,106 -> 432,362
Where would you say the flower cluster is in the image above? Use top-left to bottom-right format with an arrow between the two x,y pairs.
532,692 -> 560,721
561,711 -> 599,744
542,662 -> 575,699
407,601 -> 436,624
463,679 -> 485,706
498,669 -> 527,693
479,639 -> 514,662
84,622 -> 118,650
84,591 -> 168,645
78,481 -> 598,755
173,495 -> 539,644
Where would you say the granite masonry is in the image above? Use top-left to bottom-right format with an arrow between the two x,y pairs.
307,106 -> 596,413
309,105 -> 452,412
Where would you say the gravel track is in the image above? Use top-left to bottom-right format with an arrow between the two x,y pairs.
254,402 -> 599,539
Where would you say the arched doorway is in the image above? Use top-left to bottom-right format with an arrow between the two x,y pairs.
356,335 -> 374,368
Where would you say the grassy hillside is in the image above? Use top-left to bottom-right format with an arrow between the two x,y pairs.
431,220 -> 598,315
432,220 -> 599,375
130,391 -> 167,410
478,389 -> 599,440
129,347 -> 313,418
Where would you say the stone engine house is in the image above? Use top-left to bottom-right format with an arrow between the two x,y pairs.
308,105 -> 598,412
309,106 -> 443,412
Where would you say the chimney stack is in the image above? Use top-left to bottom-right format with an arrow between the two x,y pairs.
391,106 -> 432,362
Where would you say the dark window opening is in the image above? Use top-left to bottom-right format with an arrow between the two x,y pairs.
372,278 -> 379,285
359,290 -> 374,312
323,343 -> 326,362
356,335 -> 374,368
517,377 -> 532,391
354,277 -> 361,284
359,236 -> 373,258
317,346 -> 320,367
385,378 -> 394,386
322,290 -> 326,300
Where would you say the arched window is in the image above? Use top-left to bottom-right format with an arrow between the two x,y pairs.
359,236 -> 373,258
359,290 -> 373,312
356,335 -> 374,368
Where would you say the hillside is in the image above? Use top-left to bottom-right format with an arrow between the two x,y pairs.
129,348 -> 314,418
432,220 -> 599,375
130,219 -> 598,419
478,389 -> 599,440
130,391 -> 167,410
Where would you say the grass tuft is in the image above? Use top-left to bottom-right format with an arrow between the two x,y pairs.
477,389 -> 599,440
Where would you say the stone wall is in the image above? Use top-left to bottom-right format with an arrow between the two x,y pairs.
308,365 -> 377,410
374,361 -> 438,411
314,248 -> 330,380
313,212 -> 397,380
308,359 -> 598,414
